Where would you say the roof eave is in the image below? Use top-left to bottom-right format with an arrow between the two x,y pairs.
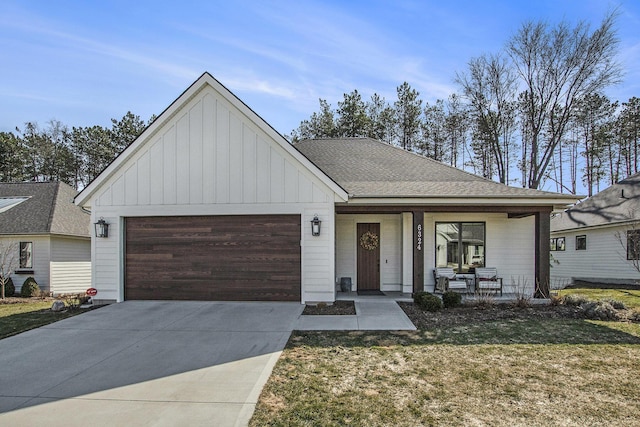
343,195 -> 582,207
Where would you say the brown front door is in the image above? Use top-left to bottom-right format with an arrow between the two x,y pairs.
357,223 -> 380,291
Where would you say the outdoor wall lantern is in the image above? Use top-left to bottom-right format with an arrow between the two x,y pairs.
94,218 -> 109,238
311,215 -> 321,236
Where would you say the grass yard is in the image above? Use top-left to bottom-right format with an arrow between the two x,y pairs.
0,299 -> 90,339
558,287 -> 640,309
251,314 -> 640,426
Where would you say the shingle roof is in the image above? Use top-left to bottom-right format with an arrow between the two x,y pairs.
295,138 -> 575,200
551,172 -> 640,231
0,182 -> 90,237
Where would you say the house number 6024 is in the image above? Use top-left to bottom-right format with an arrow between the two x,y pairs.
416,224 -> 422,251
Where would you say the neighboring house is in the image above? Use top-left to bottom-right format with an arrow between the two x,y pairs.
550,173 -> 640,286
74,72 -> 580,304
0,182 -> 91,295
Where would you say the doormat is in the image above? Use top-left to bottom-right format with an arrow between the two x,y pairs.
357,290 -> 385,296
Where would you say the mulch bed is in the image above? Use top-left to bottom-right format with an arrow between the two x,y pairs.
302,300 -> 356,315
399,302 -> 583,330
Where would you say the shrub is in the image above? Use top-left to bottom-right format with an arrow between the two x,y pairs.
413,291 -> 428,304
414,292 -> 443,312
1,277 -> 15,297
549,294 -> 563,306
473,291 -> 495,308
580,301 -> 620,321
563,294 -> 589,307
601,298 -> 626,310
442,291 -> 462,308
20,277 -> 40,297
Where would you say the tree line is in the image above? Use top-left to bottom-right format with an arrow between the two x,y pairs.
0,112 -> 153,190
289,12 -> 638,195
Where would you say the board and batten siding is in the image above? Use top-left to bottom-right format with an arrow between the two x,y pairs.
335,214 -> 403,291
88,85 -> 338,303
49,237 -> 91,295
550,225 -> 640,285
423,213 -> 536,295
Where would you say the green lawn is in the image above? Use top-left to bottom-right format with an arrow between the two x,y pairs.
0,299 -> 89,339
251,316 -> 640,426
558,287 -> 640,309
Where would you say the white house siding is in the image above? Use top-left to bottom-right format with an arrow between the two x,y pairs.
335,214 -> 403,291
89,85 -> 338,303
49,236 -> 91,295
424,213 -> 536,295
2,235 -> 50,293
550,225 -> 640,286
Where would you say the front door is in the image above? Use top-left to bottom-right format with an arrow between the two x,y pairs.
357,223 -> 380,291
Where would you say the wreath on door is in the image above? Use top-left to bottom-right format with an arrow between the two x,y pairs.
359,231 -> 379,251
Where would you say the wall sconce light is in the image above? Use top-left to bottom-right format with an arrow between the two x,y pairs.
310,215 -> 321,236
94,218 -> 109,238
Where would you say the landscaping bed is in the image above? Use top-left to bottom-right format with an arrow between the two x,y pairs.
399,301 -> 583,329
302,300 -> 356,315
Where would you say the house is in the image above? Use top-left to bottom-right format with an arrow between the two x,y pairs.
0,182 -> 91,295
550,173 -> 640,286
74,72 -> 580,304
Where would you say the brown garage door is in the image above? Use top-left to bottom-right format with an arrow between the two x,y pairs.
125,215 -> 301,301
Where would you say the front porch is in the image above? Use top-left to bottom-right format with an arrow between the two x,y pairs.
335,206 -> 552,299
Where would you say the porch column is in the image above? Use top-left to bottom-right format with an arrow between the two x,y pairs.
412,210 -> 425,295
534,210 -> 551,298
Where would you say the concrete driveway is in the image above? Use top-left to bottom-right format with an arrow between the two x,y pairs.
0,301 -> 304,426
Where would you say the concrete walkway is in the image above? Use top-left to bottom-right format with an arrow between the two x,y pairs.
295,298 -> 416,330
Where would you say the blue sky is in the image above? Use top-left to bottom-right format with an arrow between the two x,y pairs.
1,0 -> 639,137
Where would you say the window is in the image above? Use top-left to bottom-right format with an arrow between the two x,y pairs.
627,230 -> 640,260
576,235 -> 587,250
19,242 -> 33,269
436,222 -> 485,274
550,237 -> 565,251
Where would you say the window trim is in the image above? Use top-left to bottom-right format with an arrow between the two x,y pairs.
575,235 -> 587,251
19,241 -> 33,269
550,237 -> 566,251
435,221 -> 486,274
627,230 -> 640,260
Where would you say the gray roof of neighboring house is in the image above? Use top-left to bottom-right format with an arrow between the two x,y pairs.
295,138 -> 575,200
0,182 -> 90,237
551,172 -> 640,232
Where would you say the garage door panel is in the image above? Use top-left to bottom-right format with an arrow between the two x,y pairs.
125,215 -> 301,301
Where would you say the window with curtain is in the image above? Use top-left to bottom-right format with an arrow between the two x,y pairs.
19,242 -> 33,269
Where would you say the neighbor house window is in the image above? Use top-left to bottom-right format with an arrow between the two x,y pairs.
435,222 -> 485,274
19,242 -> 33,269
550,237 -> 565,251
576,235 -> 587,250
627,230 -> 640,260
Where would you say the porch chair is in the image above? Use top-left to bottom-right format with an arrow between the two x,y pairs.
475,267 -> 503,296
433,267 -> 468,293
